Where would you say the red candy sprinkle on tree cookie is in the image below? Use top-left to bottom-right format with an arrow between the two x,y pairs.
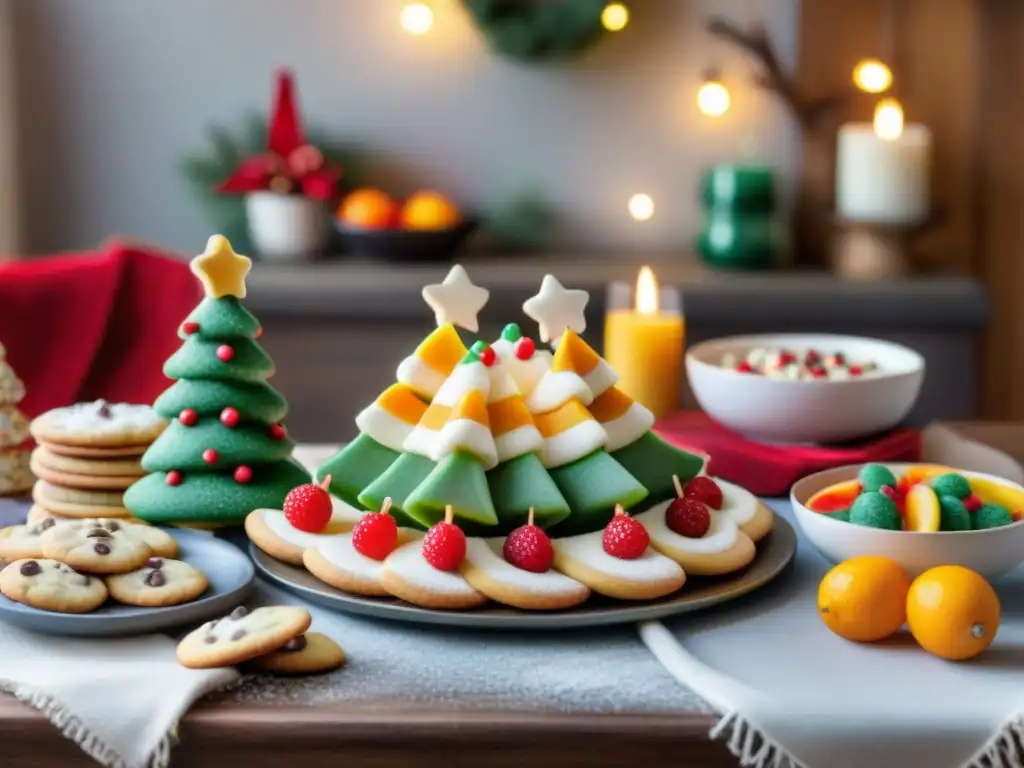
503,507 -> 554,573
283,475 -> 334,533
602,504 -> 649,560
351,496 -> 400,561
422,504 -> 466,571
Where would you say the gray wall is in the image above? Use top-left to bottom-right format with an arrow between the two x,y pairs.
12,0 -> 799,255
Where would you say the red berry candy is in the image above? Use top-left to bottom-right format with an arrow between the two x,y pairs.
201,448 -> 219,465
351,498 -> 399,561
778,351 -> 796,366
736,361 -> 754,373
220,407 -> 240,427
178,408 -> 198,426
233,465 -> 253,484
602,506 -> 649,560
269,423 -> 287,440
805,350 -> 821,366
849,365 -> 863,376
254,325 -> 264,339
810,367 -> 828,379
479,345 -> 496,367
166,470 -> 183,486
964,493 -> 983,513
683,476 -> 723,510
181,321 -> 200,335
216,344 -> 235,362
514,337 -> 536,361
503,508 -> 554,573
422,506 -> 466,571
283,476 -> 334,534
831,352 -> 846,366
666,498 -> 711,538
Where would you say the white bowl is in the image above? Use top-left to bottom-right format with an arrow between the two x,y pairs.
791,463 -> 1024,580
686,333 -> 924,444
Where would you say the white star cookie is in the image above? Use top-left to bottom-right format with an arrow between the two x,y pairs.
523,275 -> 589,344
422,265 -> 489,333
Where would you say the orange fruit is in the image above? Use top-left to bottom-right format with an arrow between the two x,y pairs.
818,556 -> 911,642
906,565 -> 1000,661
401,190 -> 461,231
337,188 -> 399,229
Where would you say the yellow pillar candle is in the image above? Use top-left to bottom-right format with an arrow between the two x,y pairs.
603,267 -> 684,419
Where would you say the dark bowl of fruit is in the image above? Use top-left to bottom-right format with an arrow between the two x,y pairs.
792,462 -> 1024,579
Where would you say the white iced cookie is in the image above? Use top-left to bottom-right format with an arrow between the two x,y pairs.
380,537 -> 487,610
635,501 -> 756,576
244,503 -> 358,566
716,478 -> 774,542
460,537 -> 590,611
29,400 -> 167,447
304,528 -> 420,598
551,521 -> 686,601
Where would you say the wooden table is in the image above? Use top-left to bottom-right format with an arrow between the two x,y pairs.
3,422 -> 1019,768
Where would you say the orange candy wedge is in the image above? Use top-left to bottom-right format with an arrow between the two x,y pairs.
807,480 -> 861,513
904,484 -> 940,532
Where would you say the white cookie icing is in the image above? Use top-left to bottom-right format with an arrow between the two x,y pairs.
355,402 -> 414,453
465,537 -> 589,596
397,356 -> 446,399
582,359 -> 619,400
716,478 -> 757,526
495,425 -> 544,463
260,508 -> 348,548
600,401 -> 655,452
634,500 -> 740,554
526,371 -> 594,413
540,419 -> 607,468
552,530 -> 684,583
433,418 -> 498,469
492,339 -> 552,398
42,401 -> 163,433
383,536 -> 481,597
433,362 -> 490,407
486,364 -> 520,403
309,533 -> 387,582
330,495 -> 364,525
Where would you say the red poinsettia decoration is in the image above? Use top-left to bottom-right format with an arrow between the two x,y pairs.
216,69 -> 342,201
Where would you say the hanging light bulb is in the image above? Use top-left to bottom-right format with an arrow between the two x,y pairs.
873,97 -> 904,140
853,59 -> 893,94
628,193 -> 655,222
696,71 -> 730,118
400,2 -> 434,35
601,3 -> 629,32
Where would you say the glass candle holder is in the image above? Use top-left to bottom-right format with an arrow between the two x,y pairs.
603,268 -> 684,419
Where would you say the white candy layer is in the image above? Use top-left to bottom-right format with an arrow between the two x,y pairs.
433,362 -> 490,407
526,371 -> 594,413
495,424 -> 544,463
600,402 -> 655,452
355,403 -> 414,453
540,419 -> 607,468
582,359 -> 619,399
397,356 -> 446,399
433,418 -> 498,469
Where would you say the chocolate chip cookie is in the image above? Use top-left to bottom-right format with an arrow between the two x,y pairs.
0,558 -> 109,612
40,519 -> 151,574
0,517 -> 59,560
177,605 -> 312,669
246,632 -> 346,675
105,557 -> 208,607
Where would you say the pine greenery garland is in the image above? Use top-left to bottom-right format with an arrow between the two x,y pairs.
463,0 -> 610,63
179,114 -> 361,256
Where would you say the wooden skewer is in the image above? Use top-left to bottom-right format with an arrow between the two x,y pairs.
614,503 -> 625,517
672,474 -> 684,498
319,474 -> 332,490
527,506 -> 535,527
380,497 -> 393,516
444,504 -> 455,525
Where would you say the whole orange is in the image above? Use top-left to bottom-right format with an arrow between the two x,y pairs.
337,188 -> 399,229
401,190 -> 461,231
818,556 -> 911,642
906,565 -> 1000,661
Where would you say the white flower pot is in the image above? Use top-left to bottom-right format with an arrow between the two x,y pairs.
245,191 -> 331,261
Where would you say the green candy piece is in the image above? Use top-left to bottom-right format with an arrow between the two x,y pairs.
858,464 -> 898,493
825,509 -> 851,523
938,495 -> 972,531
501,323 -> 522,342
404,451 -> 498,528
547,449 -> 648,537
487,451 -> 571,532
180,297 -> 260,340
973,503 -> 1013,530
125,460 -> 310,525
611,432 -> 705,510
153,379 -> 287,423
932,473 -> 972,500
164,337 -> 274,383
141,420 -> 295,472
849,491 -> 901,530
316,433 -> 400,510
357,452 -> 435,529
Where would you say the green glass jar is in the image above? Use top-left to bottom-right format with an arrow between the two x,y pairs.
696,165 -> 782,269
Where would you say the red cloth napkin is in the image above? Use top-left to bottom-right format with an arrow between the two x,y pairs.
0,241 -> 200,417
654,410 -> 922,496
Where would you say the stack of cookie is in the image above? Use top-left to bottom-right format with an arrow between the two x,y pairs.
28,401 -> 167,522
0,341 -> 34,496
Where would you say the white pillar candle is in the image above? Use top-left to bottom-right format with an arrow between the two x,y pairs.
835,123 -> 932,225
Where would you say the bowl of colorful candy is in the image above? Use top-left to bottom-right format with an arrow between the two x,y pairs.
792,462 -> 1024,579
685,334 -> 924,444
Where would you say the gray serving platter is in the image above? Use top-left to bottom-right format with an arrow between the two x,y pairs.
0,528 -> 255,637
251,516 -> 797,630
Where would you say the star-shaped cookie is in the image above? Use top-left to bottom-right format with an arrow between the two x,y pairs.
523,275 -> 589,344
422,265 -> 489,332
191,235 -> 252,300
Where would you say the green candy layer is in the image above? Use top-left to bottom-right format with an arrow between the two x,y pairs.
141,420 -> 294,472
357,452 -> 435,529
125,460 -> 310,525
316,433 -> 400,510
612,432 -> 704,509
180,297 -> 261,339
405,451 -> 498,528
487,451 -> 570,531
164,337 -> 274,382
547,449 -> 648,536
153,379 -> 288,423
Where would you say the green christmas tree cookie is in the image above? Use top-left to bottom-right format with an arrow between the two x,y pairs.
124,236 -> 309,526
